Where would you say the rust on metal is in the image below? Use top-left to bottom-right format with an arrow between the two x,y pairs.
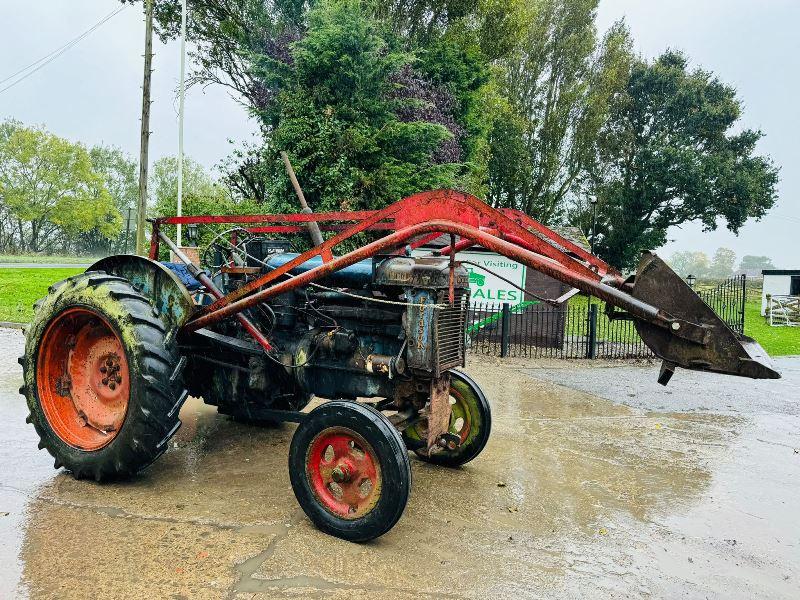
499,208 -> 619,278
36,308 -> 130,450
306,427 -> 382,519
426,373 -> 452,451
182,218 -> 668,334
156,230 -> 274,352
157,189 -> 606,321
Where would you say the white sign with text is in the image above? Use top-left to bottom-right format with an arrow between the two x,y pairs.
459,251 -> 527,307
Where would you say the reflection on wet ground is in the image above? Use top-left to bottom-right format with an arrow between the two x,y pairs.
1,327 -> 797,598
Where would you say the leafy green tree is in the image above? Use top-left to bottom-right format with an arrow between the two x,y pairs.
221,143 -> 272,202
120,0 -> 506,204
91,147 -> 138,214
120,0 -> 297,104
738,255 -> 776,277
87,146 -> 139,253
0,120 -> 22,251
583,51 -> 779,270
150,155 -> 232,216
373,0 -> 528,63
149,155 -> 265,253
0,122 -> 120,253
708,247 -> 736,280
259,0 -> 459,214
488,1 -> 632,222
122,0 -> 523,102
668,250 -> 710,279
121,1 -> 780,262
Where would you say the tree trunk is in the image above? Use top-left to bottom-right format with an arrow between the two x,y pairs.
17,219 -> 25,253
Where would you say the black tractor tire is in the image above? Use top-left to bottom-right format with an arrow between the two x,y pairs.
289,401 -> 411,542
403,370 -> 492,467
20,271 -> 188,481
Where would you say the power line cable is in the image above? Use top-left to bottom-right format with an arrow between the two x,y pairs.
0,5 -> 126,86
0,5 -> 127,94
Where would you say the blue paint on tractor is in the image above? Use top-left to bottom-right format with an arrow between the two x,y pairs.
264,253 -> 374,289
162,262 -> 202,291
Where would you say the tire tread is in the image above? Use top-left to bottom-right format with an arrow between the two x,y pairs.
20,271 -> 189,481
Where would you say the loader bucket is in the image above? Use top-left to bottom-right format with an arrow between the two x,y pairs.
631,252 -> 780,382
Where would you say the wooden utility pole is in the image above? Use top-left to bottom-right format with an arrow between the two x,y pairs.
280,151 -> 324,246
136,0 -> 154,255
124,206 -> 133,254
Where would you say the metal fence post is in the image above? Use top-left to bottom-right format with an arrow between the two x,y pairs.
500,303 -> 510,358
587,303 -> 598,359
739,274 -> 747,333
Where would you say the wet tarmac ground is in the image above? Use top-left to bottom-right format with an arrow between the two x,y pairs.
1,326 -> 798,599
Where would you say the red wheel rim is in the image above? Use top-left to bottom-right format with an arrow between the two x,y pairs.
36,307 -> 130,450
306,427 -> 381,519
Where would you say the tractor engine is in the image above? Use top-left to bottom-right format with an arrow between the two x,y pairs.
184,239 -> 470,420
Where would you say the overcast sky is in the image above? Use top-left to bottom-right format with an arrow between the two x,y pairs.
1,1 -> 797,267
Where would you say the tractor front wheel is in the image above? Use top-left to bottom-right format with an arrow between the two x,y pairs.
403,370 -> 492,467
288,401 -> 411,542
20,271 -> 188,481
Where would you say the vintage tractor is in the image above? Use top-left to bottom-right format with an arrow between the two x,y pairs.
20,189 -> 779,541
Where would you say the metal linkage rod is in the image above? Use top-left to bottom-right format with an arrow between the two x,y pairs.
499,208 -> 618,277
157,230 -> 274,351
155,190 -> 605,285
181,191 -> 606,319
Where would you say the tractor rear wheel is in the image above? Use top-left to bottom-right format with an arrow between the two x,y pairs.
20,271 -> 188,481
289,401 -> 411,542
403,370 -> 491,467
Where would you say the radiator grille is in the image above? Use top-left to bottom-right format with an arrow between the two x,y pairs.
435,289 -> 468,374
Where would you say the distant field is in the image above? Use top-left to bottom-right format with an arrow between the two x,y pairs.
0,254 -> 95,264
0,268 -> 83,323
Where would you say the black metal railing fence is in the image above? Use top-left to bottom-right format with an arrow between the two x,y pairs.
695,274 -> 746,334
465,275 -> 746,360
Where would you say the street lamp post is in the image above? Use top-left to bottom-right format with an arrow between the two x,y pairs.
176,0 -> 188,248
687,274 -> 696,289
124,205 -> 134,254
587,197 -> 599,354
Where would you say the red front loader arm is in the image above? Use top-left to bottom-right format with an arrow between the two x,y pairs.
153,189 -> 779,382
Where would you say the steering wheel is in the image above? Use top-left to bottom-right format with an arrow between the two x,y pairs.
200,227 -> 257,278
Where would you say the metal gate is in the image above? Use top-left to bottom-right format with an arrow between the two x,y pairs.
696,274 -> 746,334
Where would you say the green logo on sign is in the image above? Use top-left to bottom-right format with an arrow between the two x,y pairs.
467,270 -> 485,287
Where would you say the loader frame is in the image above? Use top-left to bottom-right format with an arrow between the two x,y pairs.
151,189 -> 706,354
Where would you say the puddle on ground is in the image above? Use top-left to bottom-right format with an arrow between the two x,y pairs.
11,351 -> 797,598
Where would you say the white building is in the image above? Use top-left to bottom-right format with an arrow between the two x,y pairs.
761,269 -> 800,315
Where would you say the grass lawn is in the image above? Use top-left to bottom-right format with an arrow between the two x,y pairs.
565,295 -> 643,343
0,254 -> 95,264
0,268 -> 83,323
744,299 -> 800,357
